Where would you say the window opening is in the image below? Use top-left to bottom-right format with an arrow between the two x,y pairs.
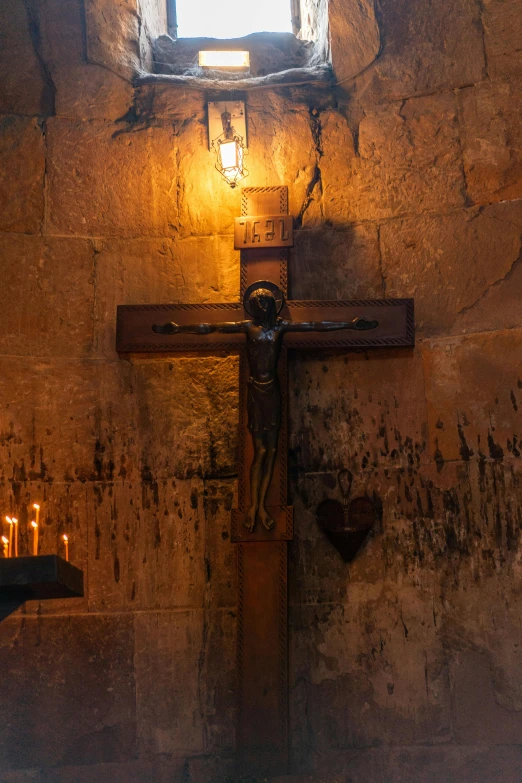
174,0 -> 293,39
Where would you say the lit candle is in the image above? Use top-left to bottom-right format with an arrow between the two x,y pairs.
12,518 -> 18,557
2,536 -> 8,558
33,503 -> 40,527
5,517 -> 13,557
31,521 -> 38,556
63,534 -> 69,562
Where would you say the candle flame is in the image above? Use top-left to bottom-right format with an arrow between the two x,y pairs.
63,534 -> 68,542
31,521 -> 38,529
33,503 -> 40,510
1,536 -> 8,544
5,516 -> 12,524
12,518 -> 17,524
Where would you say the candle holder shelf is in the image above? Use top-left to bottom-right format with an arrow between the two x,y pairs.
0,555 -> 83,602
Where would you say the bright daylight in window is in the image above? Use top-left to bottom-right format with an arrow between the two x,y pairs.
175,0 -> 293,38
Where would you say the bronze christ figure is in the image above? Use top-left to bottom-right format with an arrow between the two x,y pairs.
153,284 -> 378,533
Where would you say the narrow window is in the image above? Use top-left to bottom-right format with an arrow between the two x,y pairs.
172,0 -> 294,39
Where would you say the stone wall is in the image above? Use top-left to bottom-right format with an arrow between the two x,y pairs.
0,0 -> 521,781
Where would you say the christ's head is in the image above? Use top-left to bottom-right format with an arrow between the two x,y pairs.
248,288 -> 277,324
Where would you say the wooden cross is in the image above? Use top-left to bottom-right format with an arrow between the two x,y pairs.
116,187 -> 414,776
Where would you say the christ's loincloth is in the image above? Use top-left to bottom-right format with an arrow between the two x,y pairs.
247,377 -> 281,433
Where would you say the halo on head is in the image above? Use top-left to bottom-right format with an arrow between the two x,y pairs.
243,280 -> 285,317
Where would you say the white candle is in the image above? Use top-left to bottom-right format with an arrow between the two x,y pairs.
31,521 -> 38,556
5,517 -> 13,557
63,534 -> 69,562
12,518 -> 18,557
2,536 -> 8,558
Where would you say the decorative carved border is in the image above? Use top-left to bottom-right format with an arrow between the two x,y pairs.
231,506 -> 293,542
278,541 -> 288,751
237,349 -> 248,512
279,346 -> 289,508
119,302 -> 243,312
242,186 -> 288,216
119,342 -> 240,353
279,251 -> 288,297
237,543 -> 245,750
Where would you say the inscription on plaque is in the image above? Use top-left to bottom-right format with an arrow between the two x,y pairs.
234,215 -> 294,249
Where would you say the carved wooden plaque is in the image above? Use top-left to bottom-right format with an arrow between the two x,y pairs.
234,215 -> 294,249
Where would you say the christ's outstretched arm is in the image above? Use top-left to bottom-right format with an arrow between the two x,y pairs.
283,316 -> 378,332
152,321 -> 249,335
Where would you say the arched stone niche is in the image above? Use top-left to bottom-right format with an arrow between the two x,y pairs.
84,0 -> 381,87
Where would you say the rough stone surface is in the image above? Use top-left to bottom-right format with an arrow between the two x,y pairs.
0,116 -> 44,233
422,328 -> 522,465
328,0 -> 380,85
84,0 -> 141,81
0,235 -> 95,357
380,200 -> 522,337
0,615 -> 135,769
483,0 -> 522,78
0,0 -> 53,116
290,224 -> 383,300
1,0 -> 522,779
320,96 -> 466,223
350,0 -> 486,102
459,79 -> 522,204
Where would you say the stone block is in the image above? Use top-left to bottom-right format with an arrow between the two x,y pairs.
139,84 -> 205,120
54,66 -> 134,121
289,746 -> 522,783
350,0 -> 485,103
0,0 -> 53,116
0,358 -> 140,484
93,236 -> 240,357
200,608 -> 237,752
131,355 -> 238,481
0,116 -> 44,234
380,201 -> 522,337
289,347 -> 427,475
483,0 -> 522,78
86,479 -> 206,612
84,0 -> 140,81
0,759 -> 187,783
320,96 -> 466,223
138,0 -> 168,73
329,0 -> 380,84
290,593 -> 451,750
459,80 -> 522,204
422,329 -> 522,464
46,119 -> 180,237
203,479 -> 237,610
0,614 -> 135,769
135,609 -> 204,754
290,224 -> 383,301
185,754 -> 236,783
0,235 -> 95,358
453,649 -> 522,744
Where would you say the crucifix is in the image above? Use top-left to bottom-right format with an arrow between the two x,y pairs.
116,187 -> 414,776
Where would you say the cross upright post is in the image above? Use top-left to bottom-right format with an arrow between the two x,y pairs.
116,186 -> 414,776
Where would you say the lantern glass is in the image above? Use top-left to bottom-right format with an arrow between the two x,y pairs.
219,138 -> 239,170
216,136 -> 246,188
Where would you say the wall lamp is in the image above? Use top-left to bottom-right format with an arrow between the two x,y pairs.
208,100 -> 248,189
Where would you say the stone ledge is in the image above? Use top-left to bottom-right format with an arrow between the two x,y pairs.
135,64 -> 333,92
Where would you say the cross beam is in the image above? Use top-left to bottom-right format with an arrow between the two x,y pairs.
116,187 -> 414,775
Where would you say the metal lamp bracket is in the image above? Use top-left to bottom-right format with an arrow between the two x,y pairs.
208,100 -> 247,150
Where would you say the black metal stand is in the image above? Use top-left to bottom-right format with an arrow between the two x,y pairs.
0,555 -> 84,602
